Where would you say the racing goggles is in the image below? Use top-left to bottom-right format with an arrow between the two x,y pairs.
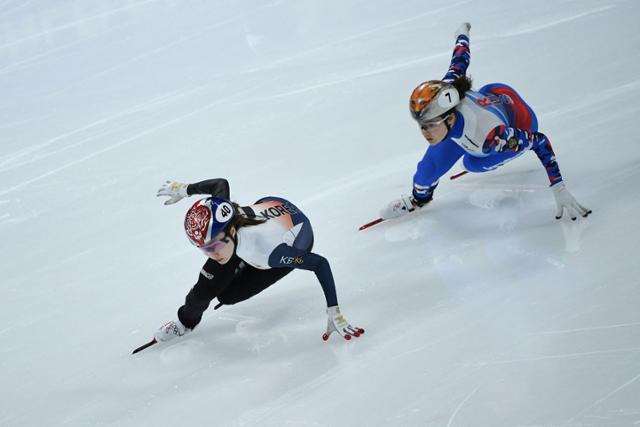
200,236 -> 230,253
419,114 -> 450,131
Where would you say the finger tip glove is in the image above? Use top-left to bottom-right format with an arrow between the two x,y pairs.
454,22 -> 471,39
551,182 -> 592,220
323,305 -> 364,342
157,181 -> 189,205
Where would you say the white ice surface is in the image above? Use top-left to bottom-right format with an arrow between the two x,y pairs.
1,1 -> 640,426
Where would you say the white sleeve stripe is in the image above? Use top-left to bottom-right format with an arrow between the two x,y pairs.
414,180 -> 439,190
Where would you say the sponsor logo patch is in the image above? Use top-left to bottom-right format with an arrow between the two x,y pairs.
280,256 -> 305,265
476,94 -> 514,108
259,203 -> 299,220
200,268 -> 214,280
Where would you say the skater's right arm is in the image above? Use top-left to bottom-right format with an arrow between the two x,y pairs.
413,138 -> 466,202
379,140 -> 464,219
177,257 -> 239,329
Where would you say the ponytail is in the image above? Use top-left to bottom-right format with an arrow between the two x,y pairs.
451,75 -> 473,99
228,202 -> 266,230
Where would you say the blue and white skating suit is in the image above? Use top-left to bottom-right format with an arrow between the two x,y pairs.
236,196 -> 338,307
412,33 -> 563,202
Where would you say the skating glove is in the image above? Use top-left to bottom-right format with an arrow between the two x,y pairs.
323,306 -> 364,341
551,182 -> 592,220
379,195 -> 424,220
454,22 -> 471,39
154,320 -> 189,342
157,181 -> 189,205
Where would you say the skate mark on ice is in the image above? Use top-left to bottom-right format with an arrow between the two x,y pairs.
0,0 -> 161,50
471,347 -> 640,367
476,5 -> 615,40
0,0 -> 33,18
269,52 -> 449,99
564,371 -> 640,426
39,4 -> 277,100
446,386 -> 480,427
534,322 -> 640,336
0,85 -> 257,196
245,0 -> 471,73
0,89 -> 187,171
0,19 -> 131,76
541,78 -> 640,122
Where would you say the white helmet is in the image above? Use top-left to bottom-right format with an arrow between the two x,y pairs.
409,80 -> 460,123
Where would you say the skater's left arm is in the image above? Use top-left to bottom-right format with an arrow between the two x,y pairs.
484,126 -> 592,219
157,178 -> 230,205
186,178 -> 230,199
268,244 -> 364,341
442,23 -> 471,83
268,243 -> 338,307
483,126 -> 563,185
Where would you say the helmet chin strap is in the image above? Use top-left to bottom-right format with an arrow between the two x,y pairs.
225,228 -> 238,255
444,112 -> 454,133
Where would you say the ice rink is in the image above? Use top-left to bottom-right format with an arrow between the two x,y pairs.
1,1 -> 639,425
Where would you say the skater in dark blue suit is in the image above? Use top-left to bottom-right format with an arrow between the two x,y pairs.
152,178 -> 364,343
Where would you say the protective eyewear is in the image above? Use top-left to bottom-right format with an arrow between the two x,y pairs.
420,114 -> 450,131
200,236 -> 229,253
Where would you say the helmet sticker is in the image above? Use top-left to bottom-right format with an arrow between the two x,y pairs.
214,202 -> 233,223
438,88 -> 456,108
185,203 -> 211,246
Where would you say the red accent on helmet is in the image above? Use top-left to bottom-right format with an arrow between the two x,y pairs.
184,201 -> 211,247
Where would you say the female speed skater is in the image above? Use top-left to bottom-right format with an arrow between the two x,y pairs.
380,23 -> 591,221
152,178 -> 364,344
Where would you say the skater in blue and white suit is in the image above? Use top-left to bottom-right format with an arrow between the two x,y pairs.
380,23 -> 591,221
